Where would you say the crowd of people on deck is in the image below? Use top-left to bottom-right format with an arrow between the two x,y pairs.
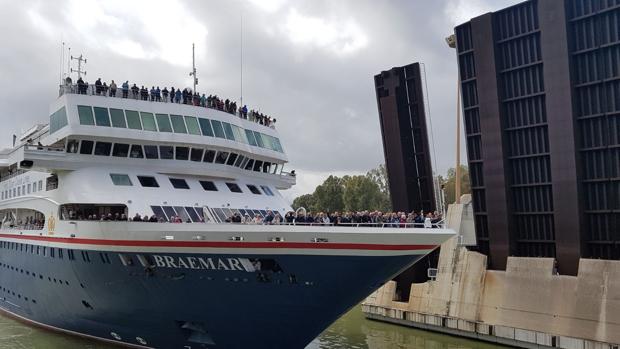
0,216 -> 45,230
58,209 -> 442,228
224,210 -> 443,228
63,76 -> 276,127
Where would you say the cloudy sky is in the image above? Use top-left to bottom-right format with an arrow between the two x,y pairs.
0,0 -> 520,200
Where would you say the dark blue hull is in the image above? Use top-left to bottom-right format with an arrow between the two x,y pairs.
0,241 -> 423,348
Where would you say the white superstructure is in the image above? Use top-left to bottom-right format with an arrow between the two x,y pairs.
0,88 -> 296,230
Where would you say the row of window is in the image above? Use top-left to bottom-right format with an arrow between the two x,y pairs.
150,205 -> 280,223
75,105 -> 284,153
50,106 -> 68,134
1,180 -> 44,201
67,139 -> 283,175
110,173 -> 275,196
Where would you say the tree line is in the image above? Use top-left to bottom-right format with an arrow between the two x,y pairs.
291,164 -> 471,213
292,165 -> 392,212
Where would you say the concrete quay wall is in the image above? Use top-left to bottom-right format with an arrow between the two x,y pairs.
362,237 -> 620,348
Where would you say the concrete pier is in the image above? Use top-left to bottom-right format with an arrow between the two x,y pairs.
362,236 -> 620,348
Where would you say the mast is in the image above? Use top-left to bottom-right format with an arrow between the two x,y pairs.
190,43 -> 198,93
240,11 -> 244,107
70,54 -> 87,79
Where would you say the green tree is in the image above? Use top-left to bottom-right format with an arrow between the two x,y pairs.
291,164 -> 393,212
292,193 -> 315,211
312,175 -> 345,212
366,164 -> 391,211
342,175 -> 384,211
440,165 -> 471,204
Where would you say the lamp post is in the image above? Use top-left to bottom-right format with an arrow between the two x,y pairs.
446,34 -> 461,204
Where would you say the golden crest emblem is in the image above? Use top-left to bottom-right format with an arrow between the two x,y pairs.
48,215 -> 56,233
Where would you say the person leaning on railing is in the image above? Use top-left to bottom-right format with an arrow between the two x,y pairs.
63,77 -> 278,129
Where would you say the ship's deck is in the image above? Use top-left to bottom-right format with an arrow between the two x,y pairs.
59,83 -> 276,129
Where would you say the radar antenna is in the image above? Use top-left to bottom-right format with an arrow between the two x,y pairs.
189,43 -> 198,93
70,54 -> 87,79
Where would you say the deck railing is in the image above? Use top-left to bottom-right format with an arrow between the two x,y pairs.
58,84 -> 276,129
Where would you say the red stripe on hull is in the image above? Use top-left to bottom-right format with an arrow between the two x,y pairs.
0,233 -> 436,251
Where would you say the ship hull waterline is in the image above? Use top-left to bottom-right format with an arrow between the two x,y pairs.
0,230 -> 441,349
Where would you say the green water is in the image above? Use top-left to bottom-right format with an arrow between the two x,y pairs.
0,306 -> 507,349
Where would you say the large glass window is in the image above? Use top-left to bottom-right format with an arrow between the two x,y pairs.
232,125 -> 247,143
162,206 -> 177,220
159,146 -> 174,159
50,106 -> 68,134
66,139 -> 79,153
222,122 -> 235,140
93,107 -> 111,127
261,185 -> 274,196
185,206 -> 201,222
226,183 -> 242,193
215,151 -> 229,164
247,185 -> 261,195
140,112 -> 157,131
94,142 -> 112,156
110,174 -> 133,186
125,110 -> 142,130
203,150 -> 216,163
151,206 -> 168,222
199,180 -> 218,191
110,108 -> 127,128
78,105 -> 95,126
253,131 -> 264,147
185,116 -> 201,135
175,147 -> 189,160
170,115 -> 187,133
245,129 -> 257,146
155,114 -> 172,132
144,145 -> 158,159
272,137 -> 283,152
169,178 -> 189,189
198,118 -> 214,137
174,206 -> 191,222
80,140 -> 94,154
253,160 -> 263,172
138,176 -> 159,188
211,120 -> 226,138
244,159 -> 254,170
226,153 -> 238,166
234,155 -> 246,167
130,145 -> 144,158
190,148 -> 204,162
112,143 -> 130,157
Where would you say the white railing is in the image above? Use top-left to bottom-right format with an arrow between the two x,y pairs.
55,219 -> 445,229
58,84 -> 276,129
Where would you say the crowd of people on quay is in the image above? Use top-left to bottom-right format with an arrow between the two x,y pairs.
63,76 -> 276,127
224,210 -> 443,228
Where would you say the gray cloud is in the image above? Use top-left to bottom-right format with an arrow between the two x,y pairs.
0,0 -> 521,200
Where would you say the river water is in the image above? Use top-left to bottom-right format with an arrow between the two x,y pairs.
0,306 -> 506,349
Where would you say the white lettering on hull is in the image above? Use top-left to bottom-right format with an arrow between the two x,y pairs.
152,255 -> 257,272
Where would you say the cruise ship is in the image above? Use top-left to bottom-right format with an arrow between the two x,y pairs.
0,79 -> 454,348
